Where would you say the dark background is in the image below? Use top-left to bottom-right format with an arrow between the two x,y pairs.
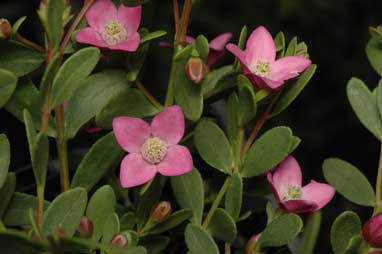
1,0 -> 382,253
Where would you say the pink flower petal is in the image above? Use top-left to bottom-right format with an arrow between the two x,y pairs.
245,26 -> 276,67
185,36 -> 196,44
151,105 -> 185,145
270,56 -> 311,81
156,145 -> 193,176
261,76 -> 284,89
113,116 -> 150,153
109,32 -> 140,51
120,153 -> 157,188
271,156 -> 302,197
226,43 -> 248,68
117,5 -> 141,34
209,33 -> 232,51
207,50 -> 224,66
267,173 -> 282,203
76,28 -> 108,48
85,0 -> 117,31
282,199 -> 318,213
302,180 -> 335,210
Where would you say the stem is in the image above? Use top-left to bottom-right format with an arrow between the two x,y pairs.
134,79 -> 164,110
173,0 -> 180,35
16,34 -> 45,52
165,61 -> 177,107
55,105 -> 70,192
176,0 -> 193,44
375,143 -> 382,214
36,185 -> 45,229
59,0 -> 94,54
202,178 -> 230,228
225,243 -> 231,254
241,112 -> 269,155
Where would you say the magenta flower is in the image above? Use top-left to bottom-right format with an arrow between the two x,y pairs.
267,156 -> 335,213
113,106 -> 193,188
226,26 -> 311,89
363,214 -> 382,248
76,0 -> 141,51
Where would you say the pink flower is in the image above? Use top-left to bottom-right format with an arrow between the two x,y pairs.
160,33 -> 232,66
267,156 -> 335,213
363,214 -> 382,248
226,26 -> 311,89
76,0 -> 141,51
113,105 -> 193,188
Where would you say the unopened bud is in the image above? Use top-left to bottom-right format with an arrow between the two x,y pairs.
245,233 -> 262,254
0,19 -> 11,39
76,217 -> 93,239
185,58 -> 209,84
362,214 -> 382,248
111,234 -> 128,247
150,201 -> 172,223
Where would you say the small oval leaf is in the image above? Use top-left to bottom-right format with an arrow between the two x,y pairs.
185,224 -> 219,254
330,211 -> 361,254
0,69 -> 17,108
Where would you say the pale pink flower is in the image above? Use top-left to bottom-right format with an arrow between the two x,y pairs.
226,26 -> 311,89
267,156 -> 335,213
113,106 -> 193,188
76,0 -> 141,51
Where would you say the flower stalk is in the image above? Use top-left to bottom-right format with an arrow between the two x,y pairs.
375,143 -> 382,214
55,105 -> 70,192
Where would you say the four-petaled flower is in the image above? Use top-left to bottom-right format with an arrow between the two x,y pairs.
226,26 -> 311,89
267,156 -> 335,213
113,105 -> 193,188
77,0 -> 141,51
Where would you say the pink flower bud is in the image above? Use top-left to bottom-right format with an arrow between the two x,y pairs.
111,234 -> 128,247
363,214 -> 382,247
0,19 -> 11,39
150,201 -> 172,222
185,58 -> 209,84
245,233 -> 262,254
76,217 -> 93,239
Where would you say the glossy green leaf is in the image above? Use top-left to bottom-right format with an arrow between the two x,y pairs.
194,120 -> 233,174
46,0 -> 65,48
237,75 -> 257,126
120,212 -> 137,232
227,92 -> 239,143
225,173 -> 243,221
86,185 -> 116,240
0,230 -> 47,254
271,64 -> 317,117
366,37 -> 382,76
185,224 -> 219,254
127,30 -> 150,82
101,213 -> 120,254
0,41 -> 44,77
171,169 -> 204,225
275,31 -> 286,56
51,47 -> 100,108
64,70 -> 128,139
140,30 -> 167,44
207,208 -> 237,243
378,83 -> 382,118
242,126 -> 293,177
72,133 -> 123,191
43,188 -> 88,237
0,134 -> 11,189
298,211 -> 322,254
285,37 -> 297,56
96,87 -> 158,129
201,65 -> 234,95
259,214 -> 303,247
347,78 -> 382,140
39,53 -> 60,98
331,211 -> 361,254
195,35 -> 209,61
0,173 -> 16,218
343,235 -> 362,254
11,16 -> 27,35
0,69 -> 17,108
147,209 -> 192,235
233,26 -> 247,68
323,158 -> 375,206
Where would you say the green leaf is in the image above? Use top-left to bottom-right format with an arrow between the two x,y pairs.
366,37 -> 382,76
323,158 -> 375,206
0,134 -> 11,189
86,185 -> 116,241
43,188 -> 88,237
3,192 -> 50,227
330,211 -> 361,254
120,212 -> 137,232
195,35 -> 209,61
225,173 -> 243,221
298,211 -> 322,254
101,213 -> 120,254
227,92 -> 239,143
171,169 -> 204,225
343,235 -> 363,254
71,133 -> 123,191
347,78 -> 382,140
259,214 -> 303,247
127,30 -> 150,82
39,53 -> 61,98
147,209 -> 192,235
194,120 -> 233,174
275,31 -> 286,55
242,126 -> 293,177
140,30 -> 167,44
139,235 -> 170,254
378,83 -> 382,118
11,16 -> 27,35
185,224 -> 219,254
64,70 -> 128,139
207,208 -> 237,243
0,230 -> 47,254
233,26 -> 248,68
0,41 -> 44,77
285,37 -> 297,56
46,0 -> 65,48
237,75 -> 257,126
271,64 -> 317,117
96,87 -> 158,129
0,69 -> 17,108
0,173 -> 16,218
201,65 -> 234,95
51,47 -> 100,108
120,0 -> 150,6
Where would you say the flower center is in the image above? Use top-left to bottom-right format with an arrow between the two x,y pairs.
140,137 -> 168,164
253,61 -> 271,77
282,185 -> 302,201
101,21 -> 127,46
